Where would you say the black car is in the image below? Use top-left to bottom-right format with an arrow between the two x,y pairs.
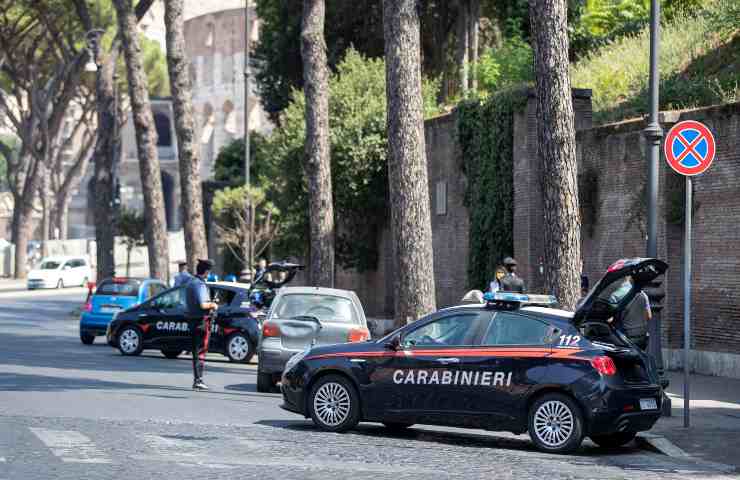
280,258 -> 668,454
106,282 -> 260,363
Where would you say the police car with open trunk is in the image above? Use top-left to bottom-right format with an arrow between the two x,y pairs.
279,258 -> 668,454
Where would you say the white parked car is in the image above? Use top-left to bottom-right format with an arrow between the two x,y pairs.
27,256 -> 92,290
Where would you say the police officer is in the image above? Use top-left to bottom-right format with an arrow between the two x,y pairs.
173,261 -> 192,287
500,257 -> 526,293
185,259 -> 218,391
610,279 -> 652,350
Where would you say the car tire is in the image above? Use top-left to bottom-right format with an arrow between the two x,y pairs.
308,374 -> 361,433
256,371 -> 276,393
161,349 -> 182,359
226,333 -> 255,364
590,431 -> 637,448
56,279 -> 63,289
382,422 -> 414,431
117,326 -> 144,356
80,333 -> 95,345
528,393 -> 584,454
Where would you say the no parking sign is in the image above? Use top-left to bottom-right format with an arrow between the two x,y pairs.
664,119 -> 716,429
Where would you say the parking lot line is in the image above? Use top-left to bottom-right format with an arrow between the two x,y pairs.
29,428 -> 111,464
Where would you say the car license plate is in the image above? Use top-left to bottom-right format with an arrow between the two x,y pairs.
639,398 -> 657,410
100,306 -> 121,314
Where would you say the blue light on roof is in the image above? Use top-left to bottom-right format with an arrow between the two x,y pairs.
483,292 -> 558,307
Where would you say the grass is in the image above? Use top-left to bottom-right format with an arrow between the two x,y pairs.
571,0 -> 740,124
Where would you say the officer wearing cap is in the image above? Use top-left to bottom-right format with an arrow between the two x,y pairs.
500,256 -> 526,293
173,260 -> 192,287
185,259 -> 218,391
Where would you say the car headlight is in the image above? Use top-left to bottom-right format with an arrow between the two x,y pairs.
285,349 -> 309,372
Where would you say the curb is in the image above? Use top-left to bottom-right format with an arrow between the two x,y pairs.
635,433 -> 689,458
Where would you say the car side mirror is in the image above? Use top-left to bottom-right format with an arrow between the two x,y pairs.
384,335 -> 401,351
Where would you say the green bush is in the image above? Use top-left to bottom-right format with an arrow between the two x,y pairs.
477,35 -> 534,95
571,0 -> 739,123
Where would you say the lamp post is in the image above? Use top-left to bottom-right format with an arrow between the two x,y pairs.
642,0 -> 670,416
244,0 -> 253,275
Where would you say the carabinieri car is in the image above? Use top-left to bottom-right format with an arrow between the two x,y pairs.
106,282 -> 260,363
280,258 -> 668,454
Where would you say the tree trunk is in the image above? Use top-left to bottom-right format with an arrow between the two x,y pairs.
113,0 -> 170,281
468,0 -> 480,92
301,0 -> 335,288
40,163 -> 51,257
530,0 -> 582,310
11,191 -> 32,279
456,0 -> 469,97
163,0 -> 208,272
92,60 -> 118,281
383,0 -> 437,325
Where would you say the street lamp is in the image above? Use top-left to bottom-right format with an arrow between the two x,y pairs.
244,0 -> 253,276
642,0 -> 670,416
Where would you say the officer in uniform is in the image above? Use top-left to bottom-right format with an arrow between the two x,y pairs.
500,257 -> 526,293
173,260 -> 192,287
185,259 -> 218,391
610,281 -> 652,350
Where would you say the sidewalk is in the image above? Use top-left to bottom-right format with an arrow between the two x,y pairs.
641,370 -> 740,472
0,277 -> 28,293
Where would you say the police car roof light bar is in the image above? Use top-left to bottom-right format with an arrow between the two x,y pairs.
482,292 -> 558,309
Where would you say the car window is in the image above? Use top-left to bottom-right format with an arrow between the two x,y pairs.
40,261 -> 61,270
273,294 -> 358,324
152,288 -> 186,309
96,279 -> 141,297
144,283 -> 166,300
403,313 -> 488,347
210,287 -> 236,306
482,312 -> 551,346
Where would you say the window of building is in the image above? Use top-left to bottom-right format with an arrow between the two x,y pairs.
153,112 -> 172,147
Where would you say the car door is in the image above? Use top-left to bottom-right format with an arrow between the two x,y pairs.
474,311 -> 554,427
208,286 -> 237,350
141,287 -> 188,346
61,260 -> 75,286
363,310 -> 491,423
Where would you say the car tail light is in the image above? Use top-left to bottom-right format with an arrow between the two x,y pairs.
591,356 -> 617,376
262,322 -> 281,338
83,300 -> 92,312
347,327 -> 370,343
112,277 -> 128,284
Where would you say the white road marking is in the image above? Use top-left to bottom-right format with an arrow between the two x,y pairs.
0,456 -> 5,462
30,428 -> 110,464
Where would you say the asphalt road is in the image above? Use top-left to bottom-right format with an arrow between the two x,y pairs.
0,288 -> 734,479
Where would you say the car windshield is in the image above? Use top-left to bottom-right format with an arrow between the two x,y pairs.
274,294 -> 357,324
95,279 -> 141,297
40,261 -> 61,270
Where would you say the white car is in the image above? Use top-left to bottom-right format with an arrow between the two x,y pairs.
27,256 -> 92,290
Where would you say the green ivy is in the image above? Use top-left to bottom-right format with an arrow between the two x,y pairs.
457,89 -> 527,290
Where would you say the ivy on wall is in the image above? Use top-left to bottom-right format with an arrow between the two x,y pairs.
457,89 -> 528,290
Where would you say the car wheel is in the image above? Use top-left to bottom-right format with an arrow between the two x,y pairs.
80,333 -> 95,345
256,371 -> 276,393
226,333 -> 255,364
161,349 -> 182,359
590,431 -> 637,448
56,279 -> 63,289
382,422 -> 414,431
308,374 -> 361,433
118,326 -> 144,356
528,393 -> 584,454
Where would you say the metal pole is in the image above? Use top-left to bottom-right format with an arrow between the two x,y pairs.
111,71 -> 118,274
244,0 -> 252,274
646,0 -> 660,258
683,176 -> 692,428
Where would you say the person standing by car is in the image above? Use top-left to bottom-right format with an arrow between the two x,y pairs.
500,257 -> 526,293
608,278 -> 651,350
185,259 -> 218,391
173,261 -> 192,287
488,266 -> 506,293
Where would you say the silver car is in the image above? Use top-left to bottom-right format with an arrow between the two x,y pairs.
257,286 -> 369,392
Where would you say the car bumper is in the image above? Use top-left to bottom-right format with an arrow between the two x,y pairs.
27,279 -> 55,289
258,348 -> 302,374
280,368 -> 307,416
586,385 -> 663,435
80,313 -> 114,337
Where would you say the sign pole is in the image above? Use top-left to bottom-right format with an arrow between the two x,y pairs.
683,176 -> 692,428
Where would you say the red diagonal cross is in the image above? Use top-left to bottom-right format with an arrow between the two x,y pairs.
675,131 -> 705,164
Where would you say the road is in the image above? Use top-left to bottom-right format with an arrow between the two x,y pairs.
0,288 -> 734,479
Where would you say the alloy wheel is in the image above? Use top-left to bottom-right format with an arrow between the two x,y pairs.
533,400 -> 575,448
313,382 -> 351,427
